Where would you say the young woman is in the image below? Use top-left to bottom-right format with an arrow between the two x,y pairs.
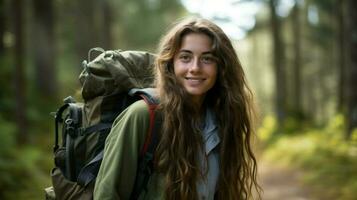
94,17 -> 260,200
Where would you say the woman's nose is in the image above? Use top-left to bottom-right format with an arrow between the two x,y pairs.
188,58 -> 200,72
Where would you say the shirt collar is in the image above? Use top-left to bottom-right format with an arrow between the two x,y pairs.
202,108 -> 217,135
202,108 -> 220,154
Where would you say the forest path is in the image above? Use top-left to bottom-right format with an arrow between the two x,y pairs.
259,159 -> 315,200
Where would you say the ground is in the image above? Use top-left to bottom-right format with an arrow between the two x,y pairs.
259,160 -> 315,200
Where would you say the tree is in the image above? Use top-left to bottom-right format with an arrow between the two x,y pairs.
12,0 -> 27,143
0,0 -> 5,54
32,0 -> 57,98
100,0 -> 113,50
346,0 -> 357,138
337,0 -> 346,113
302,0 -> 336,124
112,0 -> 185,50
65,0 -> 115,62
269,0 -> 287,127
291,1 -> 303,119
73,0 -> 98,62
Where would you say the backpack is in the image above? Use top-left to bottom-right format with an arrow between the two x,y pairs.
45,48 -> 161,200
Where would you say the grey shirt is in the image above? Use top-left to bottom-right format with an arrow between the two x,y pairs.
197,108 -> 220,200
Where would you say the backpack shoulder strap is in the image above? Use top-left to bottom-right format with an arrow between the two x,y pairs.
129,88 -> 161,199
128,87 -> 160,156
139,95 -> 159,157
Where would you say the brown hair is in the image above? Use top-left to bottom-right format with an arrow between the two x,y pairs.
154,17 -> 261,200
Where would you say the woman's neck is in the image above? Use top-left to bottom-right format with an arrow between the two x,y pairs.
190,95 -> 206,114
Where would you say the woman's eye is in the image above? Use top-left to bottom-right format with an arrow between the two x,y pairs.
179,55 -> 191,62
201,56 -> 216,64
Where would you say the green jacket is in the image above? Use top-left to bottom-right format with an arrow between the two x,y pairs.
94,100 -> 164,200
94,100 -> 221,200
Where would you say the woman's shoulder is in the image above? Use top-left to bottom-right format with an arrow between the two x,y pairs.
118,100 -> 151,122
109,99 -> 151,140
110,99 -> 153,132
127,99 -> 150,114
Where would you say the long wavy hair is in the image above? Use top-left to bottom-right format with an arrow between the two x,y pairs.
154,17 -> 261,200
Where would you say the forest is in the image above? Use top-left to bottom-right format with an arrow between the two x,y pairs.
0,0 -> 356,199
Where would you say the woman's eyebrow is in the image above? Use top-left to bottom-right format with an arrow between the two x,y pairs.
179,49 -> 214,55
201,52 -> 215,56
178,49 -> 193,54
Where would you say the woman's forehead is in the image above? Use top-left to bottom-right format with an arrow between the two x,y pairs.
178,33 -> 213,53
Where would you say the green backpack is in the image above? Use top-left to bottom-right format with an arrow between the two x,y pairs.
45,48 -> 161,200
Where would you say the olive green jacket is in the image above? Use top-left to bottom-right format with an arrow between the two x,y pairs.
94,100 -> 221,200
93,100 -> 163,200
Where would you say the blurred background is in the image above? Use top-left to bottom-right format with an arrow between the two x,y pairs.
0,0 -> 356,199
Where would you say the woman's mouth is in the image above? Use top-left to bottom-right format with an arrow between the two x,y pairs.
185,77 -> 205,85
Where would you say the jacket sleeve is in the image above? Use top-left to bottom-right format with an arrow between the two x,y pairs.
94,100 -> 150,200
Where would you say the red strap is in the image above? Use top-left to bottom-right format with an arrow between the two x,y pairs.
140,95 -> 158,156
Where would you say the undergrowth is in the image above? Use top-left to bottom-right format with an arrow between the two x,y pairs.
258,114 -> 357,200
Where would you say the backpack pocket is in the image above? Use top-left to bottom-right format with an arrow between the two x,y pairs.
51,167 -> 94,200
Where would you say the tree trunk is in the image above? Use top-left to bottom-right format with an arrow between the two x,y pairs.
0,0 -> 5,54
73,0 -> 97,62
32,0 -> 57,98
291,2 -> 303,119
337,0 -> 346,113
12,0 -> 27,143
346,0 -> 357,138
101,0 -> 113,50
269,0 -> 287,127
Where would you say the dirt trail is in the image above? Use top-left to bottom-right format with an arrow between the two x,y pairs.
259,160 -> 314,200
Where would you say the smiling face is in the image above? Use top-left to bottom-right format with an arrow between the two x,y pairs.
173,33 -> 218,106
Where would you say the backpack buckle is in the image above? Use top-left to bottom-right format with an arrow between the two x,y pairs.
65,119 -> 77,138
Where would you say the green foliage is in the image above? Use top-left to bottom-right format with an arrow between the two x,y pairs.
0,118 -> 17,197
0,55 -> 15,116
258,115 -> 278,142
0,117 -> 16,156
259,115 -> 357,200
0,118 -> 52,200
0,143 -> 52,199
351,128 -> 357,144
6,146 -> 52,200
